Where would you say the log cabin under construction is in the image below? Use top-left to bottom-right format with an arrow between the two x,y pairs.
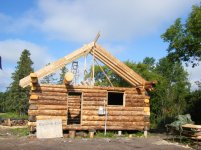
19,41 -> 154,132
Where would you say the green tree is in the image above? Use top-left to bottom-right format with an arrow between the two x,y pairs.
161,5 -> 201,67
6,50 -> 33,115
0,92 -> 5,112
85,58 -> 190,128
186,89 -> 201,124
58,66 -> 68,84
152,57 -> 190,126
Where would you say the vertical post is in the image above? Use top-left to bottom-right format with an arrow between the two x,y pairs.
104,108 -> 107,136
92,48 -> 95,86
144,126 -> 148,138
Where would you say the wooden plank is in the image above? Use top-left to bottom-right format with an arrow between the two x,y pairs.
93,44 -> 147,86
19,42 -> 94,88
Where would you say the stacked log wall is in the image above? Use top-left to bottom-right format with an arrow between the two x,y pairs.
28,85 -> 68,131
28,84 -> 150,131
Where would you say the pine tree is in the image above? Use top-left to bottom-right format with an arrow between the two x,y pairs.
7,49 -> 33,115
58,66 -> 68,84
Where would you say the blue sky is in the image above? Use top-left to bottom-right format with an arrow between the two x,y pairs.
0,0 -> 200,91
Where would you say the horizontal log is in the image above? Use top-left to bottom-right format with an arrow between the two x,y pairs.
83,93 -> 106,97
82,110 -> 145,116
144,107 -> 150,112
68,100 -> 81,103
125,95 -> 149,99
68,97 -> 81,100
38,95 -> 67,101
29,100 -> 67,105
82,103 -> 104,107
63,125 -> 144,131
28,123 -> 145,131
125,91 -> 138,94
36,87 -> 68,93
68,114 -> 81,118
126,99 -> 144,103
82,106 -> 144,111
82,101 -> 104,105
82,116 -> 144,122
68,111 -> 81,116
30,95 -> 39,100
36,116 -> 67,120
68,103 -> 81,107
40,84 -> 138,91
67,106 -> 80,109
28,121 -> 67,126
28,110 -> 67,116
36,105 -> 67,110
83,97 -> 106,101
125,103 -> 148,107
29,104 -> 38,110
81,121 -> 145,126
68,108 -> 80,112
31,92 -> 67,96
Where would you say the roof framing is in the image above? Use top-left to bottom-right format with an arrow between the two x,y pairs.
19,42 -> 148,88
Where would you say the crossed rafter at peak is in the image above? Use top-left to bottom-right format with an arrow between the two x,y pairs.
19,42 -> 151,89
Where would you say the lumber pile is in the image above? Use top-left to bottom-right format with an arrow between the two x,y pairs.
182,124 -> 201,140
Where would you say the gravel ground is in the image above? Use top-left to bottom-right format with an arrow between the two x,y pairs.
0,135 -> 192,150
0,125 -> 195,150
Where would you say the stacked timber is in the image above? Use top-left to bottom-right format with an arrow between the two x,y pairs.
27,84 -> 150,131
28,84 -> 68,131
182,124 -> 201,140
67,93 -> 81,124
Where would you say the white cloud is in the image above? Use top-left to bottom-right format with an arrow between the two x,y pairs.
0,39 -> 53,68
1,0 -> 199,42
33,0 -> 199,42
186,65 -> 201,90
0,39 -> 54,91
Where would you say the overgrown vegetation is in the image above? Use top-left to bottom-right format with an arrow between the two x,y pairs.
0,112 -> 28,119
10,127 -> 29,136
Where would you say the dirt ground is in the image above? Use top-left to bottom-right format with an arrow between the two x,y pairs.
0,126 -> 194,150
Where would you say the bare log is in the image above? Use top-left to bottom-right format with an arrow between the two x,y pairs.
82,110 -> 145,116
36,116 -> 67,120
63,72 -> 74,85
83,93 -> 106,97
36,105 -> 67,110
28,110 -> 67,116
82,116 -> 144,122
29,100 -> 67,105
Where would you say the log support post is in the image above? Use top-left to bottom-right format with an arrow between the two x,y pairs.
144,126 -> 148,138
118,131 -> 122,136
69,130 -> 76,138
30,73 -> 38,91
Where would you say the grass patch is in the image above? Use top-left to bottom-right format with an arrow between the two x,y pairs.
0,112 -> 28,119
133,131 -> 144,137
95,131 -> 115,138
10,127 -> 29,137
